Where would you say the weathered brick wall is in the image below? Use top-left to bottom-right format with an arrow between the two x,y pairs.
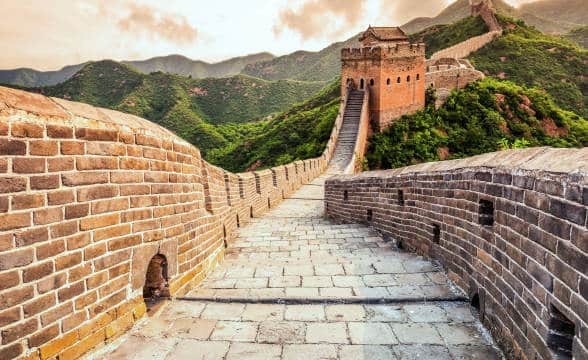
326,147 -> 587,360
425,67 -> 485,91
0,85 -> 334,360
430,30 -> 502,60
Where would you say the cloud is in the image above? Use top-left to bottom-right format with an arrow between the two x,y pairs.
379,0 -> 452,25
273,0 -> 367,41
117,3 -> 198,45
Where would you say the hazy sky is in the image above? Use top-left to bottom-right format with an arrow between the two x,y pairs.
1,0 -> 534,71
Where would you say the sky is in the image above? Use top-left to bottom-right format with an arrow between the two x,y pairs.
0,0 -> 535,71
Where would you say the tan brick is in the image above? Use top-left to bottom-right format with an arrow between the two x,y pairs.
87,143 -> 125,156
110,171 -> 142,184
91,289 -> 126,316
30,140 -> 58,156
47,190 -> 74,205
119,132 -> 134,144
62,172 -> 108,186
1,318 -> 38,344
39,330 -> 78,359
49,220 -> 78,238
76,157 -> 117,170
75,128 -> 117,141
47,157 -> 74,172
86,272 -> 109,290
60,327 -> 106,360
15,227 -> 49,246
33,207 -> 63,225
93,250 -> 130,272
13,157 -> 46,173
121,184 -> 150,196
77,185 -> 118,202
0,307 -> 22,328
0,196 -> 8,213
30,175 -> 60,190
106,311 -> 134,339
0,343 -> 23,360
84,243 -> 107,261
0,212 -> 30,231
136,134 -> 161,148
68,263 -> 92,282
47,124 -> 73,139
0,248 -> 34,271
36,240 -> 66,260
55,252 -> 82,271
0,121 -> 7,136
0,286 -> 34,311
0,177 -> 27,193
65,203 -> 89,219
99,276 -> 127,298
130,195 -> 158,208
66,233 -> 91,250
23,293 -> 56,317
78,310 -> 114,339
108,234 -> 141,251
57,282 -> 85,302
80,213 -> 119,231
0,159 -> 7,173
0,233 -> 12,251
75,291 -> 98,311
41,302 -> 73,326
94,224 -> 131,242
120,157 -> 149,170
23,261 -> 54,282
0,139 -> 27,155
62,311 -> 87,333
37,273 -> 67,294
108,262 -> 130,279
0,270 -> 19,291
29,323 -> 60,348
12,193 -> 44,210
91,198 -> 128,214
60,141 -> 85,155
121,209 -> 152,222
12,122 -> 43,138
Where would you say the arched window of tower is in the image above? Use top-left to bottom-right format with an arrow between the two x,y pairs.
397,77 -> 401,83
417,74 -> 420,81
360,79 -> 365,89
370,79 -> 374,86
387,78 -> 391,85
407,75 -> 411,82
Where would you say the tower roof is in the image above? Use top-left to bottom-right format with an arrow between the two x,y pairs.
359,26 -> 408,43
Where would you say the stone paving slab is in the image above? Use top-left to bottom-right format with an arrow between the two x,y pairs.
88,175 -> 504,359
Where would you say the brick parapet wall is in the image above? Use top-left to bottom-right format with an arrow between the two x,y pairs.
0,85 -> 337,360
325,147 -> 588,359
425,67 -> 485,91
430,30 -> 502,60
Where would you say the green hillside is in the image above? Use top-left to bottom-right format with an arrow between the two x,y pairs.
408,16 -> 489,58
241,37 -> 358,82
469,15 -> 588,118
366,78 -> 588,170
564,26 -> 588,48
207,80 -> 341,172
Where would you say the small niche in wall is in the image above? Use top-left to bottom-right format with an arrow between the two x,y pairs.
267,197 -> 271,209
369,79 -> 375,86
344,190 -> 349,202
478,199 -> 494,226
547,305 -> 575,359
250,206 -> 254,219
236,214 -> 240,228
367,209 -> 373,222
432,224 -> 440,244
397,189 -> 405,206
143,254 -> 170,310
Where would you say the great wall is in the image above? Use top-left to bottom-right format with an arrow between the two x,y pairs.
0,2 -> 586,359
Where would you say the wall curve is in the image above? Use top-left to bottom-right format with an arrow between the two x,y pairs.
0,85 -> 340,360
325,147 -> 588,359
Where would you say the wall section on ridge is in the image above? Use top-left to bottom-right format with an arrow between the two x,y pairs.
0,85 -> 339,360
325,147 -> 588,359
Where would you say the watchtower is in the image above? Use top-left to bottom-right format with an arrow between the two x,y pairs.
341,26 -> 426,130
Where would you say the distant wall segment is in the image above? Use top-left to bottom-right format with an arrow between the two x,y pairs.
326,148 -> 588,359
0,86 -> 339,359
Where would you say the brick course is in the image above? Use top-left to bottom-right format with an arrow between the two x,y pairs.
325,147 -> 588,359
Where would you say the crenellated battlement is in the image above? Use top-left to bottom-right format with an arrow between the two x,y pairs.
341,42 -> 425,61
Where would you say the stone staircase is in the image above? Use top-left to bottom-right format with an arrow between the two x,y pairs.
328,89 -> 364,174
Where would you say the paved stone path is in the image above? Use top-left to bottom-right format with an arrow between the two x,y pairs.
89,172 -> 504,359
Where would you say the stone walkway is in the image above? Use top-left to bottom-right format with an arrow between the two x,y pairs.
88,175 -> 503,359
